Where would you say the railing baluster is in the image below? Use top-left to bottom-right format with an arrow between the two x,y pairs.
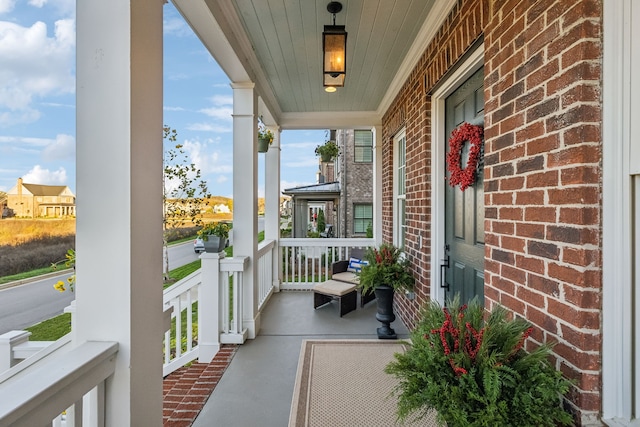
186,289 -> 193,353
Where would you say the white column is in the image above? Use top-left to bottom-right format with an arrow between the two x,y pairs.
198,252 -> 222,362
232,83 -> 259,339
265,126 -> 281,291
0,330 -> 31,371
372,126 -> 383,245
76,0 -> 164,425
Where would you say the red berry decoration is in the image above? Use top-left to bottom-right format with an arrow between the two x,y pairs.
446,122 -> 484,191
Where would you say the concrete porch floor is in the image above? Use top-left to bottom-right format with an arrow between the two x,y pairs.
191,290 -> 412,427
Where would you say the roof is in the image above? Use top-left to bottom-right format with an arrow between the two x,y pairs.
22,184 -> 71,197
282,182 -> 341,198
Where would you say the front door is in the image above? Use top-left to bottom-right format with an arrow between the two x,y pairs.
443,67 -> 485,304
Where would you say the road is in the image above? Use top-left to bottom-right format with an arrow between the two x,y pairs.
0,218 -> 264,335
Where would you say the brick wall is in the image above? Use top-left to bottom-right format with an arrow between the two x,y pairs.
381,0 -> 603,423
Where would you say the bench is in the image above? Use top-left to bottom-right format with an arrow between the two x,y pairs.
313,280 -> 357,317
330,249 -> 376,308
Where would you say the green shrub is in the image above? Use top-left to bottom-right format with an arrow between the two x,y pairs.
385,297 -> 573,427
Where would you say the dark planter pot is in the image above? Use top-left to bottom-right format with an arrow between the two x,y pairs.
374,285 -> 397,339
258,138 -> 270,153
203,236 -> 227,253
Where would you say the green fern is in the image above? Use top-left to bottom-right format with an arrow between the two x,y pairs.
385,297 -> 574,426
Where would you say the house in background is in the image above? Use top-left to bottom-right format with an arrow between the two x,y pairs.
284,128 -> 373,238
6,178 -> 76,218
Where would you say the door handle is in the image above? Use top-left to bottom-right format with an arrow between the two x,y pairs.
440,255 -> 450,291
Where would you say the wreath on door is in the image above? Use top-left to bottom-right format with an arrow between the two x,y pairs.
446,122 -> 484,191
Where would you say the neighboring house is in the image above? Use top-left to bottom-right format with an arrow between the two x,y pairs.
284,129 -> 374,238
6,178 -> 76,218
334,129 -> 373,237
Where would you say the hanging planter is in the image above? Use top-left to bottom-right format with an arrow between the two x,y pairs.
257,117 -> 274,153
258,137 -> 271,153
446,122 -> 484,191
314,140 -> 339,162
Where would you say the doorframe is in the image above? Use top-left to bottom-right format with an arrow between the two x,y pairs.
602,0 -> 638,423
429,46 -> 484,305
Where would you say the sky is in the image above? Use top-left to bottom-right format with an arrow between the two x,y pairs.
0,0 -> 324,199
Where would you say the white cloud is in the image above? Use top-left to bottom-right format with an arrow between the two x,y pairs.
199,106 -> 232,121
164,106 -> 186,112
23,164 -> 67,185
186,122 -> 232,133
42,133 -> 74,161
0,18 -> 75,125
216,175 -> 227,184
28,0 -> 46,7
163,16 -> 191,37
0,0 -> 16,14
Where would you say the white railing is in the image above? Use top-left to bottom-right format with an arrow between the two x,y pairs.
163,269 -> 201,377
279,238 -> 374,290
218,256 -> 249,344
257,239 -> 276,310
0,334 -> 118,427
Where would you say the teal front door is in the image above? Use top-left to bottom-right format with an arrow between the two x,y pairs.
443,67 -> 485,304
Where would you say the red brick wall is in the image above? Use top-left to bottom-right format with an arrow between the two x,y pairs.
381,0 -> 603,423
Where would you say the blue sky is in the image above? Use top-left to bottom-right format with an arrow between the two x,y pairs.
0,0 -> 323,198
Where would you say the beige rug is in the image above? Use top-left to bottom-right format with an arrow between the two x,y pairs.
288,340 -> 439,427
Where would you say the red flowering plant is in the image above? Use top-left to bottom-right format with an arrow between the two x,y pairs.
385,297 -> 573,427
358,243 -> 414,296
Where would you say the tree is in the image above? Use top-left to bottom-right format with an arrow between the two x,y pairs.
163,126 -> 211,280
317,209 -> 325,234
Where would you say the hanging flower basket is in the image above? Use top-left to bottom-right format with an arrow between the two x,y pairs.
446,122 -> 484,191
258,137 -> 271,153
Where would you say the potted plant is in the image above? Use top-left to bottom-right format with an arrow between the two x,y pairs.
358,243 -> 414,339
258,118 -> 274,153
385,297 -> 574,427
197,222 -> 230,253
314,140 -> 339,162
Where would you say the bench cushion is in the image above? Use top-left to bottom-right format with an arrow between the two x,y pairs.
314,280 -> 356,296
331,271 -> 359,285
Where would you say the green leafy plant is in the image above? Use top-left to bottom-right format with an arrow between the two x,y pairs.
385,297 -> 573,427
358,243 -> 414,295
258,117 -> 274,144
314,140 -> 339,160
51,248 -> 75,292
197,222 -> 230,241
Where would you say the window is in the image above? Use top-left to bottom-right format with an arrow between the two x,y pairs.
353,203 -> 373,234
394,130 -> 406,249
354,130 -> 373,163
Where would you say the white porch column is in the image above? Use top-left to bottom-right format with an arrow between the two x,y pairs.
372,126 -> 383,244
232,83 -> 260,339
265,126 -> 281,291
198,252 -> 222,362
76,0 -> 164,425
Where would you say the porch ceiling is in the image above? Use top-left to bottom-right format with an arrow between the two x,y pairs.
172,0 -> 455,128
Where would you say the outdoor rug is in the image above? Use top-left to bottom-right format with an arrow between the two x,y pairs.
288,339 -> 439,427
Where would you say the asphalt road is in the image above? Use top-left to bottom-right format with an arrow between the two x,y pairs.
0,241 -> 199,335
0,219 -> 263,335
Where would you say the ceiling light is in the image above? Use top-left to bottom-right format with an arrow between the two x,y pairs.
323,2 -> 346,90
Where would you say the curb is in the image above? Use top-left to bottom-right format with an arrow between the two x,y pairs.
0,270 -> 72,292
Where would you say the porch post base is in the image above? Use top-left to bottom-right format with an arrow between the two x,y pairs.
198,343 -> 220,363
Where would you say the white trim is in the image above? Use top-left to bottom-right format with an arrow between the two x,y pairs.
392,129 -> 407,249
602,0 -> 637,423
429,46 -> 484,305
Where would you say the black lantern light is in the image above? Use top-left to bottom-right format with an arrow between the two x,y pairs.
323,2 -> 347,92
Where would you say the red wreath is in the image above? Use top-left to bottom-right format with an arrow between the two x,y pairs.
446,122 -> 484,191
